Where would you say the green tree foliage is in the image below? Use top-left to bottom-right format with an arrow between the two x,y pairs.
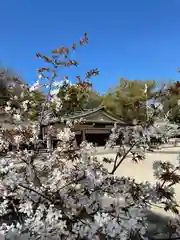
28,90 -> 46,121
0,68 -> 46,121
56,80 -> 93,115
0,72 -> 9,106
102,90 -> 118,115
103,78 -> 156,122
0,68 -> 27,106
161,81 -> 180,123
85,90 -> 103,109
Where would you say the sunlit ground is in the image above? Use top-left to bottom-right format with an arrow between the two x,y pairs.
96,147 -> 180,236
96,146 -> 180,217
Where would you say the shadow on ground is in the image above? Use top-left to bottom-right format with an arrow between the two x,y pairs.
146,210 -> 179,239
101,196 -> 178,239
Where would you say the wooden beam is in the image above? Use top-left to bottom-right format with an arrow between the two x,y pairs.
73,124 -> 93,130
85,129 -> 110,134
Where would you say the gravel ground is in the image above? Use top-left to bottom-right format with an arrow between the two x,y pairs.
96,147 -> 180,217
96,147 -> 180,237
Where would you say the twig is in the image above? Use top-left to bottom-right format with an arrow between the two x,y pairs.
19,184 -> 53,203
39,75 -> 54,125
59,175 -> 85,191
111,143 -> 136,174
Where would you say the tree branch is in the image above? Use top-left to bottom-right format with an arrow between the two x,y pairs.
111,143 -> 136,174
19,184 -> 53,203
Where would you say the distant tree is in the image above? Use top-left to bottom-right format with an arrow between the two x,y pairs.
102,90 -> 119,115
0,68 -> 28,110
0,68 -> 46,121
28,90 -> 46,120
0,69 -> 21,105
0,71 -> 9,106
56,79 -> 93,115
103,78 -> 156,122
160,81 -> 180,123
85,90 -> 103,109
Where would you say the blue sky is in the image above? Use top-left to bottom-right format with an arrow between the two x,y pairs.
1,0 -> 180,93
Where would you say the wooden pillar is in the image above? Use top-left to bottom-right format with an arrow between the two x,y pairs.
47,135 -> 52,151
82,129 -> 86,142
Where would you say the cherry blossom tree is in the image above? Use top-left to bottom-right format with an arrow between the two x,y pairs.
0,33 -> 180,240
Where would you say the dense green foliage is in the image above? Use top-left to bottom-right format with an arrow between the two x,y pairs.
102,78 -> 156,123
160,81 -> 180,123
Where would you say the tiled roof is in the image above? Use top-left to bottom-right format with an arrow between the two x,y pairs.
63,106 -> 119,120
42,106 -> 125,125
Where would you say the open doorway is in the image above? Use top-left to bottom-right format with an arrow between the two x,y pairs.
86,133 -> 109,146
